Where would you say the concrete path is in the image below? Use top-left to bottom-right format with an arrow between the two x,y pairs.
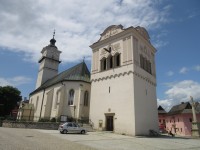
40,129 -> 200,150
0,127 -> 96,150
1,127 -> 200,150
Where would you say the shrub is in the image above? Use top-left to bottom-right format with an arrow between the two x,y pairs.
38,118 -> 49,122
50,117 -> 56,122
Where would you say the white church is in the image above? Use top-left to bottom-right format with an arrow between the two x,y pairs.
29,25 -> 158,136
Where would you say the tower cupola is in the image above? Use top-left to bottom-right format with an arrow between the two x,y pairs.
49,30 -> 56,47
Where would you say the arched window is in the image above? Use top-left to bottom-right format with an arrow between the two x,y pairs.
68,89 -> 74,105
140,54 -> 144,69
115,53 -> 120,67
84,91 -> 89,106
140,54 -> 152,74
101,57 -> 107,71
107,55 -> 113,69
149,62 -> 152,74
54,91 -> 60,109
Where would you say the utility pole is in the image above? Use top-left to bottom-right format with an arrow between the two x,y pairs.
190,96 -> 200,137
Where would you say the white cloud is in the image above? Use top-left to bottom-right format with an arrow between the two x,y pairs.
157,80 -> 200,111
166,71 -> 174,76
0,0 -> 171,63
179,67 -> 189,74
0,76 -> 32,86
194,65 -> 200,71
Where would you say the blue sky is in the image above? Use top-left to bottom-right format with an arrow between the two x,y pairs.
0,0 -> 200,110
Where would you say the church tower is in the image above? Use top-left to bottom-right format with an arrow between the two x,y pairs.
89,25 -> 158,136
36,31 -> 61,89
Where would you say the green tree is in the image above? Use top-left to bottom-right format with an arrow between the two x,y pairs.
0,86 -> 22,117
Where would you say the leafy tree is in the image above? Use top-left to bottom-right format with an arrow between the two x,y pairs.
0,86 -> 22,117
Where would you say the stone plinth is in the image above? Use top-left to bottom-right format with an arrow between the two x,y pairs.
192,122 -> 200,137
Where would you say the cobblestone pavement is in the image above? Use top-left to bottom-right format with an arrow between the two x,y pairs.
1,127 -> 200,150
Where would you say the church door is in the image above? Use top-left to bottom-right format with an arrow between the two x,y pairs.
106,116 -> 113,131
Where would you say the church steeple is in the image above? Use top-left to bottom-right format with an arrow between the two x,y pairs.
36,30 -> 61,89
50,30 -> 56,46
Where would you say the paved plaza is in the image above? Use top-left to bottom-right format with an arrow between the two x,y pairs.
0,127 -> 200,150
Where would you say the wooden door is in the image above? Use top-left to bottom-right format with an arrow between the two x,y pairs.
106,116 -> 113,131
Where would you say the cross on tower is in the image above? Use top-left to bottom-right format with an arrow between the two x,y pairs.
53,29 -> 55,39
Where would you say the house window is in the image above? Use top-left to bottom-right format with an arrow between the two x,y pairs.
68,89 -> 75,105
189,118 -> 192,122
180,128 -> 182,132
84,91 -> 89,106
177,118 -> 179,122
159,119 -> 161,123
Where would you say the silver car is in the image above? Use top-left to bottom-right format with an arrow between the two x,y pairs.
59,122 -> 87,134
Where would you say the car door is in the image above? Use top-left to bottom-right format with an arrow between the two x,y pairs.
66,122 -> 74,133
72,123 -> 80,133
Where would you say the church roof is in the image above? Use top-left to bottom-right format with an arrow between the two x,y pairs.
30,62 -> 90,95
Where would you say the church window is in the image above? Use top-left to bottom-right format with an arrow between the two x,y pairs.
140,54 -> 152,74
101,58 -> 107,71
101,53 -> 120,71
107,55 -> 113,69
115,53 -> 120,67
84,91 -> 89,106
144,57 -> 147,70
54,91 -> 60,109
140,54 -> 144,69
68,89 -> 75,105
149,62 -> 152,74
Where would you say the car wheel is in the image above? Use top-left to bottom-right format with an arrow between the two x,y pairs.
81,130 -> 85,134
60,131 -> 64,134
63,130 -> 68,134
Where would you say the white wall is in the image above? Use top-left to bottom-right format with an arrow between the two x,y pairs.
90,26 -> 158,136
30,81 -> 91,121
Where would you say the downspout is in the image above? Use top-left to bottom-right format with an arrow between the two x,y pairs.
39,89 -> 45,120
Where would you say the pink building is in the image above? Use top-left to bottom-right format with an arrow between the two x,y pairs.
165,102 -> 200,136
158,105 -> 167,132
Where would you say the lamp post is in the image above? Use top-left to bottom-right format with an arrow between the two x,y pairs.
190,96 -> 200,137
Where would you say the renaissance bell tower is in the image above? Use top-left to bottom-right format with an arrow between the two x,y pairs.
36,31 -> 61,89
